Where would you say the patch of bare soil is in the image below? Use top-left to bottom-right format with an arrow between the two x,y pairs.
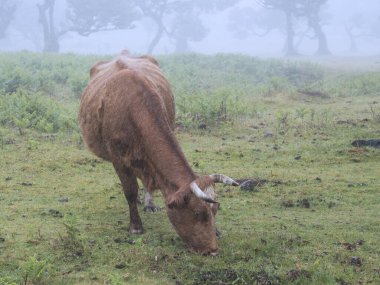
297,89 -> 330,99
281,198 -> 312,209
286,269 -> 311,281
281,199 -> 295,208
297,198 -> 311,208
114,237 -> 135,244
41,209 -> 63,218
74,157 -> 103,166
336,120 -> 357,126
335,278 -> 351,285
338,240 -> 365,251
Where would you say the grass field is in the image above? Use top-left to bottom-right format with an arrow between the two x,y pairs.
0,52 -> 379,284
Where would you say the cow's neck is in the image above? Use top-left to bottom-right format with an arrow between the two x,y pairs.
134,111 -> 196,196
149,134 -> 196,192
144,145 -> 196,199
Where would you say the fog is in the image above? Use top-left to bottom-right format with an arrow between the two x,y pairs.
0,0 -> 379,56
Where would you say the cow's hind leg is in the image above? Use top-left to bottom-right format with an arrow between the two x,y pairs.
112,162 -> 143,234
143,185 -> 160,212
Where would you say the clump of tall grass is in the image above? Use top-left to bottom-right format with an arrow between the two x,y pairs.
0,89 -> 77,134
0,51 -> 96,99
176,87 -> 256,128
20,256 -> 54,285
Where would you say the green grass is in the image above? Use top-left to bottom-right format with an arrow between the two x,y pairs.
0,52 -> 379,284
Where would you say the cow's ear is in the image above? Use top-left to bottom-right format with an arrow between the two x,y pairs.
210,202 -> 219,216
167,188 -> 190,209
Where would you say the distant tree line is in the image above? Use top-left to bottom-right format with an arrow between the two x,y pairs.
1,0 -> 238,53
1,0 -> 379,55
259,0 -> 330,55
229,0 -> 379,56
229,0 -> 331,55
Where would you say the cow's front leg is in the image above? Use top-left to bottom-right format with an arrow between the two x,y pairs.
113,162 -> 143,234
143,185 -> 160,212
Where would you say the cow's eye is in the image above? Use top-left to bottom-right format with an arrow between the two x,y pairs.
195,211 -> 209,223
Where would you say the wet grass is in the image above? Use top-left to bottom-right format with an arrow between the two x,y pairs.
1,95 -> 380,284
0,52 -> 380,284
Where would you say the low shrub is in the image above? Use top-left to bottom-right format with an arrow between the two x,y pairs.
176,87 -> 255,128
0,89 -> 77,134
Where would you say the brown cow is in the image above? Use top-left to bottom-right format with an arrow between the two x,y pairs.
79,50 -> 238,255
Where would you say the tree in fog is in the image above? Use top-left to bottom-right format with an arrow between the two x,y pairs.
136,0 -> 238,54
230,0 -> 302,55
346,13 -> 380,53
0,0 -> 17,39
169,9 -> 208,53
14,1 -> 43,51
37,0 -> 64,52
67,0 -> 138,36
230,0 -> 330,55
297,0 -> 330,55
229,6 -> 282,38
38,0 -> 139,52
37,0 -> 72,52
257,0 -> 299,55
345,13 -> 367,53
135,1 -> 167,54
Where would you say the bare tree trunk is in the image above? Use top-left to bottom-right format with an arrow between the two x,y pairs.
345,25 -> 358,53
308,15 -> 330,55
284,9 -> 297,56
147,18 -> 164,54
37,0 -> 59,52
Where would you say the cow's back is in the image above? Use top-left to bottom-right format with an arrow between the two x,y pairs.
79,53 -> 175,162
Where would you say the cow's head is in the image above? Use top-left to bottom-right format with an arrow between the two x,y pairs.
166,174 -> 239,255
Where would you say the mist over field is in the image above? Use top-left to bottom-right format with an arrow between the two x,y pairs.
0,0 -> 379,56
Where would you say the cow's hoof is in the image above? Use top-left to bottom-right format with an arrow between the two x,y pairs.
129,224 -> 143,234
144,205 -> 160,212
